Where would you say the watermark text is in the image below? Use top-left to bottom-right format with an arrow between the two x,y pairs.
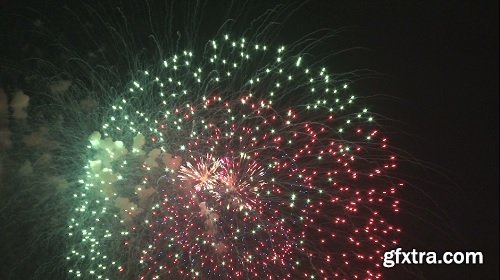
383,248 -> 483,268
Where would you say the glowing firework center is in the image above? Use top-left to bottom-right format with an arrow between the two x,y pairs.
179,155 -> 263,209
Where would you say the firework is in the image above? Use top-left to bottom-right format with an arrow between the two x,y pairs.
0,3 -> 404,280
61,30 -> 403,280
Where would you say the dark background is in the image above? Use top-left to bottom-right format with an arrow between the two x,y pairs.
0,1 -> 498,279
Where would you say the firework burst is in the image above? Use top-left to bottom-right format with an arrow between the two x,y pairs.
60,30 -> 403,279
0,3 -> 404,279
179,155 -> 221,191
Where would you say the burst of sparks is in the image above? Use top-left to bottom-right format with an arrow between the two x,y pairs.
66,34 -> 403,280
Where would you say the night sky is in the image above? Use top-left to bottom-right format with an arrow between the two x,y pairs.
0,1 -> 498,279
